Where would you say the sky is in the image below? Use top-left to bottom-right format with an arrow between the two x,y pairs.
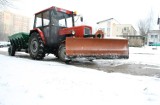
10,0 -> 160,30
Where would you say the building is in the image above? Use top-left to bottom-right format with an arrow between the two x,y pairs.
97,18 -> 120,38
97,18 -> 144,47
113,24 -> 137,37
147,30 -> 160,46
120,35 -> 144,47
0,10 -> 31,41
97,18 -> 137,38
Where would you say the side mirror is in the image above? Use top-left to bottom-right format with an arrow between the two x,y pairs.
80,17 -> 83,22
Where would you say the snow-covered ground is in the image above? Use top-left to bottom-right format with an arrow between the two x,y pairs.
101,46 -> 160,67
128,46 -> 160,65
0,46 -> 160,105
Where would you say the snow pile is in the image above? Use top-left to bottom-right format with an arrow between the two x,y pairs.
128,46 -> 160,65
0,47 -> 8,52
129,46 -> 160,55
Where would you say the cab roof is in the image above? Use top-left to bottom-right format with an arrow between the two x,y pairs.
35,6 -> 74,15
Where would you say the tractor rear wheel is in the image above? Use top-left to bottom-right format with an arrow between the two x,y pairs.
8,45 -> 15,56
29,32 -> 45,60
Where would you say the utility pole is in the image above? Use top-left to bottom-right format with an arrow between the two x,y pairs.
156,17 -> 160,49
158,17 -> 160,30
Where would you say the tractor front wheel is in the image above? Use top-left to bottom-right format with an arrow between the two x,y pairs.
58,43 -> 71,63
29,32 -> 45,60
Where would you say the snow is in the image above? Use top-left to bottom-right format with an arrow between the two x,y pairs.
128,46 -> 160,65
97,46 -> 160,66
0,46 -> 160,105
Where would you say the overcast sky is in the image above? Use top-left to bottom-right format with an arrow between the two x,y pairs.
12,0 -> 160,30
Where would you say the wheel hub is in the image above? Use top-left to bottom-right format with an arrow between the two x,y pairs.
31,40 -> 38,53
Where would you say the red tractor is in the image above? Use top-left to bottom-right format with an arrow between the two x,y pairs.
9,6 -> 129,63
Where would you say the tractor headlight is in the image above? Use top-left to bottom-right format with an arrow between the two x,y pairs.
71,30 -> 75,35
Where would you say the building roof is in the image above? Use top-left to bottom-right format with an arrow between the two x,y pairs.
97,18 -> 113,24
35,6 -> 73,15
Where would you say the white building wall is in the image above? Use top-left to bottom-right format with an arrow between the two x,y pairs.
97,18 -> 120,38
112,24 -> 137,37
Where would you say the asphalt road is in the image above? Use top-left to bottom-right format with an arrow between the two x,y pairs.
0,48 -> 160,78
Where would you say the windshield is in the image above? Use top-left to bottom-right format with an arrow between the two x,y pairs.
51,10 -> 73,27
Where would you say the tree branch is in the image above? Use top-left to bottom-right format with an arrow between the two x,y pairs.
0,0 -> 16,9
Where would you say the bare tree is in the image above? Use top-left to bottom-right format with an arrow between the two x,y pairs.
138,10 -> 154,45
0,0 -> 13,9
0,0 -> 20,10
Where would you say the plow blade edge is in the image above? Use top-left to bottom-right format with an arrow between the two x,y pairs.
66,37 -> 129,59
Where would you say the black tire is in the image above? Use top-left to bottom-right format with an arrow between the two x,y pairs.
8,45 -> 16,56
58,43 -> 71,62
58,44 -> 66,62
28,32 -> 45,60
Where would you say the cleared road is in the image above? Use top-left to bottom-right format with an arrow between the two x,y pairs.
0,47 -> 160,77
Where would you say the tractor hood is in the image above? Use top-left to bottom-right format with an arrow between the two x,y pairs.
59,25 -> 92,38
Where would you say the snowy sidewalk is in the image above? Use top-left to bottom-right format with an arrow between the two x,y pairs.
0,54 -> 160,105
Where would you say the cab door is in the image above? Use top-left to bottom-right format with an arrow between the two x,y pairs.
42,11 -> 50,46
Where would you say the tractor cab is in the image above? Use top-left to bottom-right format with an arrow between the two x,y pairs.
34,6 -> 75,28
33,6 -> 77,48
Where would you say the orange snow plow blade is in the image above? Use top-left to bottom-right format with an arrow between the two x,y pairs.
66,37 -> 129,59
